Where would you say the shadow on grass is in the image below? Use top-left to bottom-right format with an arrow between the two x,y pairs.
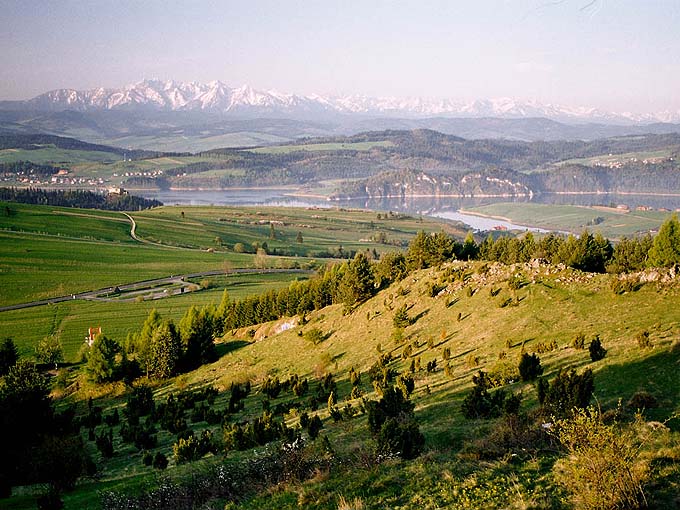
450,347 -> 476,360
411,308 -> 430,324
446,297 -> 460,308
591,348 -> 680,431
216,340 -> 250,358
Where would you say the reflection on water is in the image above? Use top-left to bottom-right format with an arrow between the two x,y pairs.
140,189 -> 680,232
431,211 -> 556,233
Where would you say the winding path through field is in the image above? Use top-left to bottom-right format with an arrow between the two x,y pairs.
0,268 -> 313,312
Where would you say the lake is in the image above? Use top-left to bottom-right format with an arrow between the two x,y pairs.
140,189 -> 680,232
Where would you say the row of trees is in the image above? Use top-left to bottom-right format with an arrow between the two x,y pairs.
467,216 -> 680,273
0,187 -> 162,211
0,160 -> 61,177
87,305 -> 219,383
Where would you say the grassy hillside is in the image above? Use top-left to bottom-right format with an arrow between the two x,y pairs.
5,260 -> 678,509
0,147 -> 121,164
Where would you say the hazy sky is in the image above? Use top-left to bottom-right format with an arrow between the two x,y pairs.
1,0 -> 679,113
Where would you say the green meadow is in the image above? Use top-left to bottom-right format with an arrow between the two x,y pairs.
246,140 -> 395,154
556,148 -> 675,167
0,146 -> 121,164
0,271 -> 308,361
464,202 -> 671,238
130,204 -> 465,255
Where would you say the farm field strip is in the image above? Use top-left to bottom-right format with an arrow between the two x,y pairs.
464,202 -> 671,238
246,140 -> 395,154
0,270 -> 309,361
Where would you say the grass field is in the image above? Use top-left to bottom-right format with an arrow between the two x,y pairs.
464,202 -> 671,238
247,140 -> 395,154
131,205 -> 466,255
5,260 -> 679,509
556,148 -> 674,167
0,271 -> 308,361
100,131 -> 291,152
69,156 -> 213,180
0,202 -> 465,307
0,146 -> 121,164
0,228 -> 253,307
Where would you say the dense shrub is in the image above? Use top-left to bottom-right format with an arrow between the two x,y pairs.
304,328 -> 325,346
376,417 -> 425,460
261,376 -> 282,399
627,391 -> 658,411
518,353 -> 543,381
120,419 -> 157,450
228,382 -> 251,412
152,452 -> 168,470
223,411 -> 292,451
392,305 -> 411,328
0,337 -> 18,376
95,428 -> 114,458
307,415 -> 323,440
467,412 -> 549,460
538,368 -> 594,417
173,430 -> 216,464
366,386 -> 423,459
461,371 -> 522,419
487,361 -> 519,386
551,407 -> 648,510
572,333 -> 586,350
636,330 -> 652,349
589,336 -> 607,362
125,385 -> 155,420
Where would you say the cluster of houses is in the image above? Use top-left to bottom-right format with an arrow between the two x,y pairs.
592,154 -> 674,169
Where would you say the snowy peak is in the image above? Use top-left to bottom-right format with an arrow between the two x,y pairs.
13,80 -> 680,124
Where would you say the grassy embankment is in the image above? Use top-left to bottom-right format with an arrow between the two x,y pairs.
555,148 -> 675,167
465,202 -> 671,238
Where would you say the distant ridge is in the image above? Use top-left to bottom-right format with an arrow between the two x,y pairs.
2,79 -> 679,125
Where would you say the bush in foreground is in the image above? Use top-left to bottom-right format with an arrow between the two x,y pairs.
551,407 -> 649,510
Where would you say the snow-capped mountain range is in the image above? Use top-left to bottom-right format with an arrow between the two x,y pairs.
4,79 -> 679,124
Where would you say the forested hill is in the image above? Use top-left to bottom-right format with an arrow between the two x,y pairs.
2,129 -> 679,195
0,133 -> 177,160
239,129 -> 680,171
0,187 -> 162,210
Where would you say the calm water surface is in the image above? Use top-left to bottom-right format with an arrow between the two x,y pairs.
141,189 -> 680,232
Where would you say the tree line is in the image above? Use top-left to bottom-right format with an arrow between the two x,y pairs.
0,161 -> 62,177
0,187 -> 162,210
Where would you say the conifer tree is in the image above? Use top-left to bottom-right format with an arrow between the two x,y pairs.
0,338 -> 19,376
648,215 -> 680,267
338,252 -> 375,306
86,335 -> 120,383
148,321 -> 182,379
179,305 -> 217,369
132,309 -> 162,377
